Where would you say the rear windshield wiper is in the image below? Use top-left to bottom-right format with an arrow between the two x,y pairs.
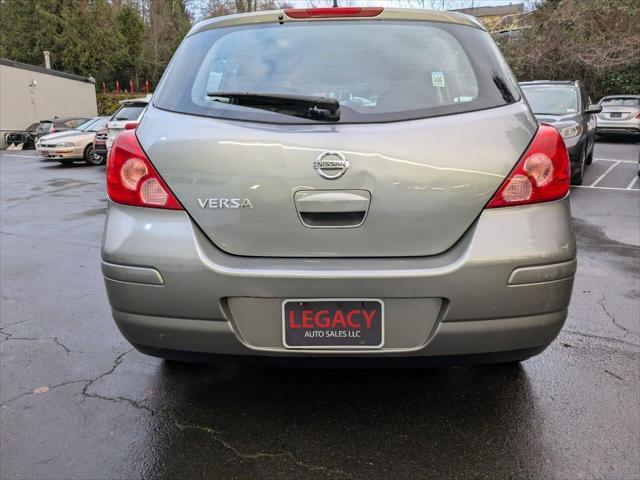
206,92 -> 340,121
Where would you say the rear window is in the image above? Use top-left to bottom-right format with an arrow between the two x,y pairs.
62,118 -> 89,128
36,122 -> 52,135
521,86 -> 579,115
600,97 -> 640,107
81,117 -> 109,132
154,20 -> 519,124
76,118 -> 98,131
111,105 -> 145,121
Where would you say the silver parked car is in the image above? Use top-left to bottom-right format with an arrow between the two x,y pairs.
102,8 -> 576,366
596,95 -> 640,138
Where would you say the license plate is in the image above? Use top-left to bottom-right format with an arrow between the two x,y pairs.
282,299 -> 384,349
40,150 -> 49,157
610,112 -> 622,118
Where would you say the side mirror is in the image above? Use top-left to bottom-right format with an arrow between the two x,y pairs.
584,104 -> 602,114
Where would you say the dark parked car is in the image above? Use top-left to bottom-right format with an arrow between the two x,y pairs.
4,122 -> 39,149
34,117 -> 91,140
93,128 -> 108,163
520,80 -> 602,185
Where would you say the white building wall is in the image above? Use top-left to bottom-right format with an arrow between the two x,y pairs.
0,62 -> 97,148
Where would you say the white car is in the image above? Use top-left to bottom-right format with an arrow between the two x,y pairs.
36,117 -> 109,165
105,95 -> 151,155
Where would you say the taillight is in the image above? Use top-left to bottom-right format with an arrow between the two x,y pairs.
124,122 -> 138,130
284,7 -> 383,18
635,112 -> 640,119
486,124 -> 570,208
107,130 -> 182,210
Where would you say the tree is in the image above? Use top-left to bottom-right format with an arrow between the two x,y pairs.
56,0 -> 124,83
140,0 -> 191,84
0,0 -> 63,67
501,0 -> 640,98
115,4 -> 144,83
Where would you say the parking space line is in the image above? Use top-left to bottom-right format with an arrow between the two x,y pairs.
573,185 -> 638,192
590,161 -> 621,187
626,176 -> 639,190
594,158 -> 637,164
2,154 -> 36,159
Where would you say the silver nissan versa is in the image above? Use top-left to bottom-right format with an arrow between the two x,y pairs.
102,8 -> 576,366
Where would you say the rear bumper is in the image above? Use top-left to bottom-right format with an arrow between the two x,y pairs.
596,118 -> 640,134
115,309 -> 565,363
596,127 -> 640,135
94,144 -> 108,158
102,198 -> 576,361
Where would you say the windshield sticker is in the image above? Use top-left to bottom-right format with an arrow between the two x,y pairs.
431,71 -> 446,88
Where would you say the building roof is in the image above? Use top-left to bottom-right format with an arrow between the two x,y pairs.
0,58 -> 95,84
451,3 -> 524,18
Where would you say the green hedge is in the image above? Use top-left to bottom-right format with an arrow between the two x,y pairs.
97,93 -> 146,116
598,69 -> 640,97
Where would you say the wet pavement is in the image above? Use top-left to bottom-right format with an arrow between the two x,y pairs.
1,139 -> 639,479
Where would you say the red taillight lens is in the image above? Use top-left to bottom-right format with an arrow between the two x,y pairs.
486,124 -> 570,208
284,7 -> 383,18
635,112 -> 640,119
124,122 -> 138,130
107,130 -> 182,210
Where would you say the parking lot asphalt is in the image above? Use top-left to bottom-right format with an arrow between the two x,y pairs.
1,139 -> 639,480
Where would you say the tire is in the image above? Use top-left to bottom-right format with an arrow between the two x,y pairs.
83,144 -> 103,166
585,142 -> 594,165
571,147 -> 586,185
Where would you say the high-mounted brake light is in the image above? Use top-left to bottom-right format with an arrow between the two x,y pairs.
107,130 -> 183,210
486,124 -> 570,208
284,7 -> 383,18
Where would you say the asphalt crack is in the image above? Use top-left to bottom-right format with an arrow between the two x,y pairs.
1,380 -> 89,406
80,391 -> 154,414
597,295 -> 635,338
168,413 -> 353,478
2,340 -> 351,478
0,318 -> 32,329
554,329 -> 639,349
604,369 -> 623,381
1,349 -> 134,407
80,349 -> 135,396
0,333 -> 78,355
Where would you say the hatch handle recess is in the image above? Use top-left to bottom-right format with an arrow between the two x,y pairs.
294,190 -> 371,228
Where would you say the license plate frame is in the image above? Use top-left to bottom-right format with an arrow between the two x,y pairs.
282,298 -> 384,349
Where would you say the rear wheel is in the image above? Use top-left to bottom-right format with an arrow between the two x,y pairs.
83,144 -> 103,166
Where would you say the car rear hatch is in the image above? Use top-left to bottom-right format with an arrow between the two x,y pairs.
599,106 -> 639,121
138,10 -> 536,258
107,102 -> 147,148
